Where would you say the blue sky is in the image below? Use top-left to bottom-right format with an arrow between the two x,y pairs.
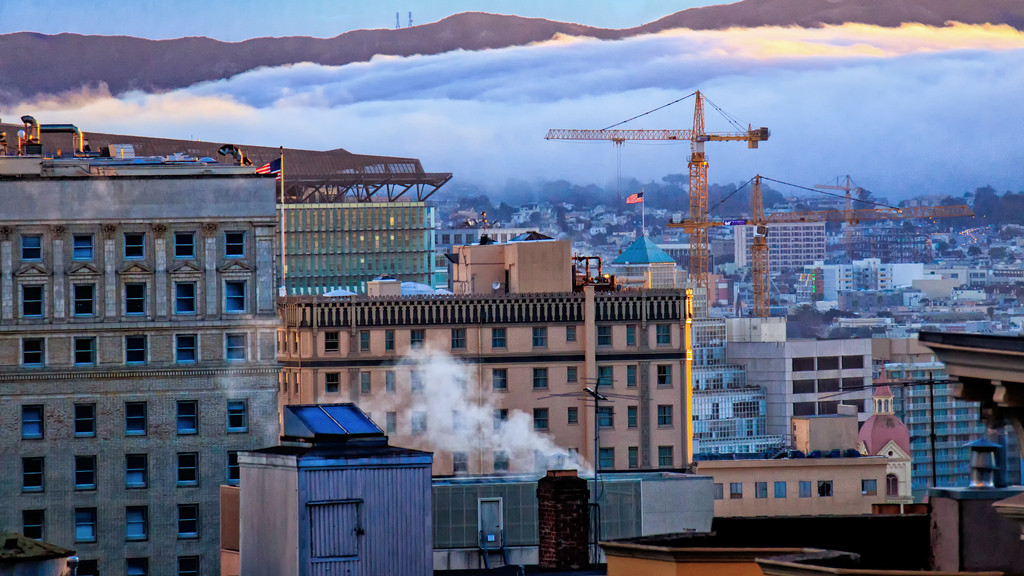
0,1 -> 719,40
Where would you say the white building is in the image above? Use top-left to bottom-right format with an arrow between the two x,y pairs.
735,222 -> 826,270
801,258 -> 926,301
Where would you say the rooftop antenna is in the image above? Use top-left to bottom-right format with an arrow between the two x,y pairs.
395,11 -> 400,29
408,11 -> 413,27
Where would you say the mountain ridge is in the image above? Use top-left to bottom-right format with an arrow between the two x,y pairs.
1,0 -> 1021,104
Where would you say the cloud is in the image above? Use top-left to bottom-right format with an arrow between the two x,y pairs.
4,22 -> 1023,199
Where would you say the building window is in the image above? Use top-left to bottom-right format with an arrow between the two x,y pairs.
22,457 -> 44,492
74,337 -> 96,365
75,508 -> 97,542
177,504 -> 199,538
627,365 -> 637,388
533,408 -> 549,430
126,506 -> 148,541
22,405 -> 43,439
73,284 -> 95,316
755,482 -> 768,499
226,333 -> 246,361
713,483 -> 724,500
793,379 -> 815,394
799,480 -> 812,498
451,328 -> 466,350
76,561 -> 98,576
598,406 -> 614,428
124,232 -> 145,259
626,405 -> 637,428
178,557 -> 200,576
358,330 -> 370,352
597,365 -> 613,387
532,327 -> 547,348
224,231 -> 245,257
125,335 -> 147,364
491,327 -> 506,349
818,480 -> 833,497
125,283 -> 146,315
126,454 -> 148,488
227,400 -> 247,432
22,338 -> 44,367
817,356 -> 839,370
597,325 -> 611,346
224,280 -> 246,313
411,411 -> 427,435
861,479 -> 877,496
325,372 -> 340,394
886,474 -> 899,497
628,447 -> 639,469
566,325 -> 576,342
22,285 -> 43,317
126,559 -> 148,576
175,232 -> 195,259
842,355 -> 864,369
324,331 -> 339,353
126,402 -> 147,435
657,365 -> 672,387
453,452 -> 468,474
74,404 -> 96,437
658,446 -> 674,468
792,357 -> 815,372
567,366 -> 578,383
227,451 -> 240,484
492,368 -> 508,390
74,455 -> 97,490
657,404 -> 673,427
21,235 -> 41,260
73,235 -> 94,260
598,447 -> 614,470
174,282 -> 196,314
177,453 -> 199,486
567,407 -> 578,424
493,409 -> 508,431
22,510 -> 44,540
774,481 -> 787,498
360,372 -> 371,394
533,367 -> 548,390
385,330 -> 395,351
793,402 -> 816,416
177,400 -> 198,434
494,450 -> 510,472
410,329 -> 425,349
386,412 -> 397,435
656,324 -> 671,345
385,371 -> 395,393
730,482 -> 743,499
411,371 -> 423,394
626,324 -> 636,346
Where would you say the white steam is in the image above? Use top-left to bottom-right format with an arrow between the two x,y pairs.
365,347 -> 591,474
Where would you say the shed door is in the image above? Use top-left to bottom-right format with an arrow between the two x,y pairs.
309,501 -> 361,558
478,497 -> 503,547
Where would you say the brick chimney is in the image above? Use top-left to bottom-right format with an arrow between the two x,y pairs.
537,469 -> 590,569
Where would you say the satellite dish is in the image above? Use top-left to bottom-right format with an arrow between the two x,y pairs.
492,281 -> 501,292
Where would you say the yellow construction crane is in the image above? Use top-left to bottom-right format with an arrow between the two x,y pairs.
546,91 -> 769,311
676,175 -> 974,316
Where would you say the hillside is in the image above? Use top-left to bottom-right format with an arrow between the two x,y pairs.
1,0 -> 1021,104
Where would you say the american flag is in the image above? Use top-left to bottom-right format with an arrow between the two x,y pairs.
626,191 -> 644,204
255,158 -> 282,181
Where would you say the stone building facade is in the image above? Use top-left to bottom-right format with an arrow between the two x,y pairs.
0,155 -> 280,576
277,286 -> 691,475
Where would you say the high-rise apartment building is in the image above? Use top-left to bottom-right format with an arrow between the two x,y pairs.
0,128 -> 280,576
735,222 -> 826,270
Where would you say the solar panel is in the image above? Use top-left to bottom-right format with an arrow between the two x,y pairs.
284,404 -> 383,438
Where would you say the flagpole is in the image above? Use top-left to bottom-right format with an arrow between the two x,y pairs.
641,187 -> 646,238
279,146 -> 287,297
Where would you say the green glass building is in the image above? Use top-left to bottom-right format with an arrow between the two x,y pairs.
282,202 -> 436,295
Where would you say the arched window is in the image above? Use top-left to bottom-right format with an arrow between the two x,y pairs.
886,474 -> 899,497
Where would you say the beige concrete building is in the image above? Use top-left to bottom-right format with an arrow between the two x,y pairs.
0,141 -> 280,576
697,414 -> 888,517
278,238 -> 694,475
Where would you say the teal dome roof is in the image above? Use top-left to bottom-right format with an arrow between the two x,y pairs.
612,237 -> 675,265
